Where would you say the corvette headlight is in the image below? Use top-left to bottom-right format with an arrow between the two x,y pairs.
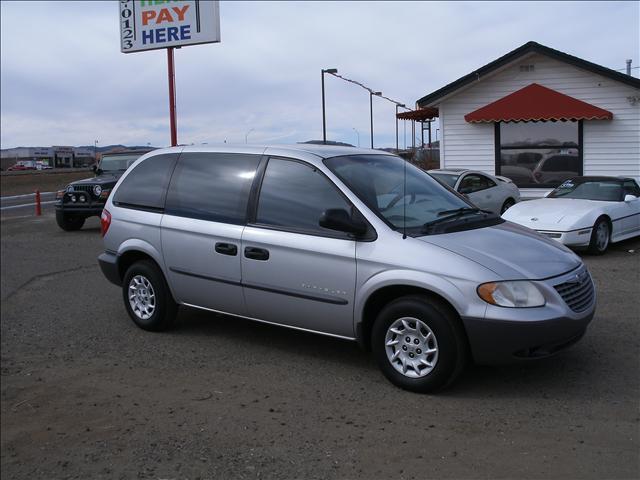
477,281 -> 545,308
93,185 -> 102,196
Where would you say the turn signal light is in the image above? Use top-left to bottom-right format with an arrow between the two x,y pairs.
100,209 -> 112,237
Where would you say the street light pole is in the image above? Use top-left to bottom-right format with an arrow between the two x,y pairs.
245,128 -> 254,144
321,68 -> 338,144
94,140 -> 98,166
352,127 -> 360,147
369,91 -> 381,149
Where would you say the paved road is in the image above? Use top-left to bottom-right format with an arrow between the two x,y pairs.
1,212 -> 639,479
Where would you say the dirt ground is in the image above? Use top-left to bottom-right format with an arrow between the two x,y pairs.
1,212 -> 639,479
1,171 -> 93,196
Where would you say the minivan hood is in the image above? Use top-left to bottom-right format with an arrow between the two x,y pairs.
418,221 -> 581,280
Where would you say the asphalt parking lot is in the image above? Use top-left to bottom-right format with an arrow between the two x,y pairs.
1,211 -> 639,479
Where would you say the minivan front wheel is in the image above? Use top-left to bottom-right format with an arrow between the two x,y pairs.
372,296 -> 467,393
122,260 -> 177,331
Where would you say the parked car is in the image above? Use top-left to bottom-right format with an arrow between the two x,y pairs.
532,153 -> 580,185
55,150 -> 152,231
98,145 -> 595,393
502,176 -> 640,254
7,163 -> 34,171
428,169 -> 521,214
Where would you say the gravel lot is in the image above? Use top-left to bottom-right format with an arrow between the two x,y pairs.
1,211 -> 639,479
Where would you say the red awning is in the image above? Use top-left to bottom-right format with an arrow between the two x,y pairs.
396,107 -> 438,121
464,83 -> 613,123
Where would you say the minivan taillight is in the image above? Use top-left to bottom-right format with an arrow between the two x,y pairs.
100,209 -> 112,237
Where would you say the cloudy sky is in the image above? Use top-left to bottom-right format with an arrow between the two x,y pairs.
1,1 -> 638,149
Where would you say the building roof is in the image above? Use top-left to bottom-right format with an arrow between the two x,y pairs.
464,83 -> 614,123
417,41 -> 640,108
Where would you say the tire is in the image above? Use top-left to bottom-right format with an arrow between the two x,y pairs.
56,210 -> 85,231
500,198 -> 515,214
588,217 -> 610,255
371,295 -> 467,393
122,260 -> 177,331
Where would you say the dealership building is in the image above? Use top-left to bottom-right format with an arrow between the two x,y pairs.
1,146 -> 96,170
411,41 -> 640,197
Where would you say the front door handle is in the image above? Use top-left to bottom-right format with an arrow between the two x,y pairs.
244,247 -> 269,261
215,242 -> 238,256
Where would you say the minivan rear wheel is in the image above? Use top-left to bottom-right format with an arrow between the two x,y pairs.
371,296 -> 467,393
122,260 -> 177,331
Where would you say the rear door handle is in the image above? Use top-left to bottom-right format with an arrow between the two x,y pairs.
215,242 -> 238,256
244,247 -> 269,261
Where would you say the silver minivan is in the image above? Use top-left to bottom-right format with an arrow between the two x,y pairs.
98,145 -> 595,392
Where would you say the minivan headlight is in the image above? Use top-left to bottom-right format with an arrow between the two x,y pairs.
477,281 -> 545,308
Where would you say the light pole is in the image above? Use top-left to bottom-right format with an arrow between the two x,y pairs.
94,140 -> 98,166
245,128 -> 255,144
321,68 -> 338,144
369,91 -> 381,149
352,127 -> 360,147
395,103 -> 406,151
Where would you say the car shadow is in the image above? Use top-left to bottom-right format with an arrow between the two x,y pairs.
173,305 -> 371,370
171,305 -> 601,396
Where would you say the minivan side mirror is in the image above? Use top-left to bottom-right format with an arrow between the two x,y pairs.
319,209 -> 368,236
624,194 -> 638,202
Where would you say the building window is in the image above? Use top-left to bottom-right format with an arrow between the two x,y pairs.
495,121 -> 582,188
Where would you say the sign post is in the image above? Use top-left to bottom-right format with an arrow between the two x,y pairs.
119,1 -> 221,146
167,47 -> 177,146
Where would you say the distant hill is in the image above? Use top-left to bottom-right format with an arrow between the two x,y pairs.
77,145 -> 159,153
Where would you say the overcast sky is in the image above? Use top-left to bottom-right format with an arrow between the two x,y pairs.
1,1 -> 638,149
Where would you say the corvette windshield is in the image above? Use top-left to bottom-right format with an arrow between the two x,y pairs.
549,180 -> 622,202
324,154 -> 496,235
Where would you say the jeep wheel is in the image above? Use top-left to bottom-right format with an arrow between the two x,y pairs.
122,260 -> 177,331
371,295 -> 467,393
56,211 -> 85,231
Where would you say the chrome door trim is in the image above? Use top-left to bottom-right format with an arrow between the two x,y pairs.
180,302 -> 357,341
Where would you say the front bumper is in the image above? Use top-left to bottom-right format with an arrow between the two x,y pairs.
535,227 -> 592,247
462,311 -> 593,364
463,264 -> 596,365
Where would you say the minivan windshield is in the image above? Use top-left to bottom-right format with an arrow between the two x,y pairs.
99,154 -> 142,172
325,154 -> 500,236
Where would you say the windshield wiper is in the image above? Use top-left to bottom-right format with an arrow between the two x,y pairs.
422,207 -> 491,232
437,207 -> 482,217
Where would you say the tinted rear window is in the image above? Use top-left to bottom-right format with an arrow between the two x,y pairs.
113,154 -> 178,210
165,152 -> 260,224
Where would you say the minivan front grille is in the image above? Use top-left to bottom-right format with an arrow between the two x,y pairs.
554,270 -> 594,313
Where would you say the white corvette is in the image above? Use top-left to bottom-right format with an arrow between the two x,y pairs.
502,176 -> 640,254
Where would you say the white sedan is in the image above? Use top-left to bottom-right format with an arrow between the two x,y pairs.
502,176 -> 640,254
428,169 -> 521,214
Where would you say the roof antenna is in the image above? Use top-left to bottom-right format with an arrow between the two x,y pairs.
402,152 -> 407,239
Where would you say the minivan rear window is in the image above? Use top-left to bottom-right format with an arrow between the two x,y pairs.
112,153 -> 178,211
165,152 -> 260,224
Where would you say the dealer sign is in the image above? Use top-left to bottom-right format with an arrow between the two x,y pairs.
119,0 -> 220,53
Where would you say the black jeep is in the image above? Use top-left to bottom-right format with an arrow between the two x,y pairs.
55,150 -> 152,231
